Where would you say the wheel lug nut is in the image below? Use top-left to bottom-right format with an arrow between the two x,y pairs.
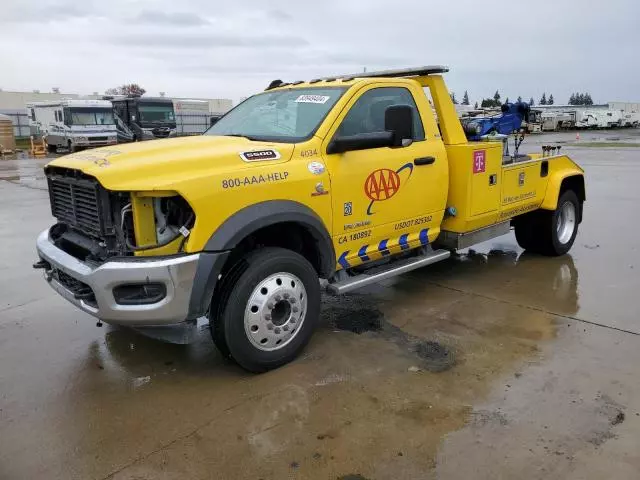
264,314 -> 271,321
283,325 -> 289,331
267,302 -> 274,309
267,323 -> 274,330
283,293 -> 290,299
292,307 -> 299,313
275,295 -> 282,301
275,327 -> 281,334
290,298 -> 296,304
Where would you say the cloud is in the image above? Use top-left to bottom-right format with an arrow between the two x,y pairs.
128,10 -> 210,26
266,9 -> 293,21
110,32 -> 309,49
0,1 -> 99,24
0,0 -> 638,104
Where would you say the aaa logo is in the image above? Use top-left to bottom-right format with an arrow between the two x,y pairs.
364,169 -> 401,201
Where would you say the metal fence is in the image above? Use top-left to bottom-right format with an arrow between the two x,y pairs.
0,109 -> 213,138
0,109 -> 31,138
176,112 -> 212,136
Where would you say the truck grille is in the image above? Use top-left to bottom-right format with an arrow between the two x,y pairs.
47,169 -> 106,239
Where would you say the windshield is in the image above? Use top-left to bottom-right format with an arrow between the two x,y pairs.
139,103 -> 175,124
205,87 -> 347,142
67,108 -> 114,126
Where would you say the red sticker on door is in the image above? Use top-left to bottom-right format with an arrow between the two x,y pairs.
473,150 -> 486,174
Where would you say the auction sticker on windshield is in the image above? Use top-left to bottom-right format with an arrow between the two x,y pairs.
295,95 -> 331,104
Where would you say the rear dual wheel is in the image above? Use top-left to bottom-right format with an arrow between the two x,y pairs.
514,190 -> 580,256
210,247 -> 320,372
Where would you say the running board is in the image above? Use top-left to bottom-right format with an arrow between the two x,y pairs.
326,249 -> 451,295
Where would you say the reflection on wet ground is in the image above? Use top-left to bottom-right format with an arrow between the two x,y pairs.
1,139 -> 640,479
0,153 -> 50,189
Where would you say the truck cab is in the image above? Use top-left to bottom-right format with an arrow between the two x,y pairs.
35,66 -> 585,372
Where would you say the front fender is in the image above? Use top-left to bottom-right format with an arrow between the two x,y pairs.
540,155 -> 585,211
187,200 -> 335,319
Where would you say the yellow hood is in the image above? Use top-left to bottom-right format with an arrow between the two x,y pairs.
46,136 -> 296,191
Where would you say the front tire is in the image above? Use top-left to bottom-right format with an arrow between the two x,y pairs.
210,247 -> 320,372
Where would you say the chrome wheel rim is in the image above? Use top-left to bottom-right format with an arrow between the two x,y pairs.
244,272 -> 307,351
557,201 -> 576,245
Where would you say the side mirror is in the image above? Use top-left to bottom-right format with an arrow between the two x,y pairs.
385,104 -> 414,146
327,131 -> 394,154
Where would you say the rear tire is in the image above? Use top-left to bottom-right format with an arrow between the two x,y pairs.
514,190 -> 580,256
209,247 -> 320,372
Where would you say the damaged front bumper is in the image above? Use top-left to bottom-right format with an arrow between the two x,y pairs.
35,229 -> 199,327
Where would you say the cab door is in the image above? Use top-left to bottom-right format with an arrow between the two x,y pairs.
322,83 -> 447,269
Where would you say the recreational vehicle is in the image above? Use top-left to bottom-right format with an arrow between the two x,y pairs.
29,100 -> 117,152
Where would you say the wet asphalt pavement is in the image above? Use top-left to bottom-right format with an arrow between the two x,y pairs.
1,131 -> 640,479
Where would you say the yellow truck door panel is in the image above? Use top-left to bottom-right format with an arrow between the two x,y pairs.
322,82 -> 447,268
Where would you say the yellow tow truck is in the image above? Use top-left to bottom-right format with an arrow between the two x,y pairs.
35,66 -> 585,371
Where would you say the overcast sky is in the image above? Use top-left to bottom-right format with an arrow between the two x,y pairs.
1,0 -> 638,105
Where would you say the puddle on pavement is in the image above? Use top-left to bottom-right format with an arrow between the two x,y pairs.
0,154 -> 50,188
4,241 -> 579,480
326,298 -> 455,372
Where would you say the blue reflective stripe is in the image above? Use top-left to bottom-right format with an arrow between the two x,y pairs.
338,251 -> 350,269
378,239 -> 390,256
358,245 -> 370,262
419,229 -> 429,246
399,233 -> 410,250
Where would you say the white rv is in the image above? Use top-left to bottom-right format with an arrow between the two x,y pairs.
28,99 -> 117,152
575,110 -> 598,129
620,111 -> 640,128
541,111 -> 575,131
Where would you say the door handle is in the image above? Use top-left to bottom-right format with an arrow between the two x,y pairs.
414,156 -> 435,166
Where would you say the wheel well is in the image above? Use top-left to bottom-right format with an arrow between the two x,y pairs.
225,222 -> 326,277
560,175 -> 585,202
560,175 -> 585,222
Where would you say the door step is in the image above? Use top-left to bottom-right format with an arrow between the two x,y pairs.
327,249 -> 451,295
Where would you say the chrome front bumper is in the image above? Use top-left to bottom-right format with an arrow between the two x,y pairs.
35,229 -> 199,326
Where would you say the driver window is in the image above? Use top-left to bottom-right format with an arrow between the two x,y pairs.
337,87 -> 425,140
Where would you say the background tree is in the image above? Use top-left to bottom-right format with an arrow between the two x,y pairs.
529,97 -> 535,106
462,90 -> 470,105
105,83 -> 147,96
505,97 -> 510,104
474,101 -> 479,109
569,92 -> 594,106
450,92 -> 458,104
493,90 -> 501,104
548,94 -> 554,105
540,93 -> 547,105
517,96 -> 522,103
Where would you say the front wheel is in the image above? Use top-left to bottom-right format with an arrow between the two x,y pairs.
210,247 -> 320,372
